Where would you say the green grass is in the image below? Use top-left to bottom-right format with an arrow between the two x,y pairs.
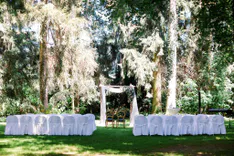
0,120 -> 234,156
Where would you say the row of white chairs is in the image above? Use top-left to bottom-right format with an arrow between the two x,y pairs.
5,114 -> 96,136
133,114 -> 226,136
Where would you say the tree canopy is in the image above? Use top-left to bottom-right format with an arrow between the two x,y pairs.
0,0 -> 233,116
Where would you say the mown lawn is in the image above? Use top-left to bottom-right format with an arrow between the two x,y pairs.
0,120 -> 234,156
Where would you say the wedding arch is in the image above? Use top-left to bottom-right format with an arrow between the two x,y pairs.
99,84 -> 139,127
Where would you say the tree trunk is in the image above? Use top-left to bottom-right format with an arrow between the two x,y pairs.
166,0 -> 177,112
72,93 -> 75,113
39,17 -> 48,110
198,88 -> 201,114
151,52 -> 162,114
74,92 -> 80,113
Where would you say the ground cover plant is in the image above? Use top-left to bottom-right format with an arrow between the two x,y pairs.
0,120 -> 234,156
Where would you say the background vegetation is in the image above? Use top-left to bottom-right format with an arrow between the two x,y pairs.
0,0 -> 233,116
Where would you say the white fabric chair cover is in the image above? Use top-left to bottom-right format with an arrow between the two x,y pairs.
196,114 -> 210,135
82,114 -> 96,136
76,115 -> 89,136
62,115 -> 75,135
85,114 -> 96,131
163,115 -> 179,136
19,115 -> 34,135
34,115 -> 48,135
148,115 -> 163,136
72,114 -> 82,135
209,115 -> 226,135
147,114 -> 155,130
48,115 -> 62,135
133,115 -> 148,136
180,115 -> 195,135
5,115 -> 20,135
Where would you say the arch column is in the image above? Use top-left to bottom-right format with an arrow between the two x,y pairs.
100,85 -> 107,126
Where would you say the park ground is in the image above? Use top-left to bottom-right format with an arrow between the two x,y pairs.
0,119 -> 233,156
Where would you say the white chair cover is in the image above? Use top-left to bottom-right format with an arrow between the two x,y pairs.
209,115 -> 226,135
62,115 -> 75,135
19,115 -> 34,135
5,115 -> 20,135
76,115 -> 89,136
180,115 -> 195,135
83,114 -> 96,136
148,115 -> 163,136
85,114 -> 96,131
133,115 -> 148,136
48,115 -> 62,135
34,115 -> 48,135
72,114 -> 82,135
196,114 -> 210,135
163,115 -> 179,136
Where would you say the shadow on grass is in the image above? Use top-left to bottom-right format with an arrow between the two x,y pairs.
0,121 -> 234,156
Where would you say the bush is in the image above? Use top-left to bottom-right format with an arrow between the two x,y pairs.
177,78 -> 213,114
0,117 -> 6,122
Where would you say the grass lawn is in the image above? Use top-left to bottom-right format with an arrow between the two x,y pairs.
0,120 -> 234,156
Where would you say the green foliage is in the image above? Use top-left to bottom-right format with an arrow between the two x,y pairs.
0,0 -> 25,12
177,78 -> 212,114
1,30 -> 38,99
77,102 -> 87,114
48,91 -> 72,114
0,28 -> 39,116
139,98 -> 151,116
0,93 -> 39,116
0,97 -> 21,116
178,77 -> 233,114
195,0 -> 234,65
121,48 -> 155,89
0,117 -> 6,122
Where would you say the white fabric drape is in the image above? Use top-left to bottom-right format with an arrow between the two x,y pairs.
130,92 -> 139,126
108,87 -> 124,93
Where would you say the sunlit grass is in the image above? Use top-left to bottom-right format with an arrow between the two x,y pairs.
0,119 -> 234,155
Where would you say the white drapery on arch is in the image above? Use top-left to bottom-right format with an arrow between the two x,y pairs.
100,85 -> 139,127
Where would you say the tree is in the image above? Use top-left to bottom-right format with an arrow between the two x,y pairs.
39,9 -> 48,110
83,0 -> 124,84
0,1 -> 98,113
140,32 -> 164,113
195,0 -> 233,65
193,0 -> 234,111
26,1 -> 98,111
0,1 -> 40,115
166,0 -> 178,111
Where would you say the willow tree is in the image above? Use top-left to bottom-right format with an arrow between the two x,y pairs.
27,1 -> 98,111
